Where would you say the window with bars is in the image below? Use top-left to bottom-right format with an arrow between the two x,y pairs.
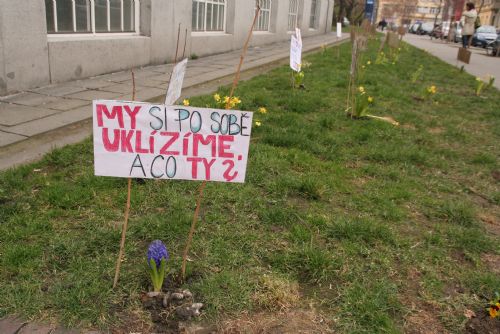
288,0 -> 299,31
309,0 -> 319,29
192,0 -> 226,32
255,0 -> 272,31
45,0 -> 138,34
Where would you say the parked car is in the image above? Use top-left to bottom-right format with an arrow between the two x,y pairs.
487,34 -> 500,56
454,24 -> 462,43
409,22 -> 421,34
417,22 -> 434,35
472,25 -> 498,47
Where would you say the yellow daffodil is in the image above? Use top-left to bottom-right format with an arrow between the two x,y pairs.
182,99 -> 190,106
258,107 -> 267,114
368,96 -> 374,103
367,60 -> 371,65
427,85 -> 437,94
358,86 -> 365,94
213,93 -> 221,102
476,77 -> 481,81
362,65 -> 366,69
255,121 -> 262,127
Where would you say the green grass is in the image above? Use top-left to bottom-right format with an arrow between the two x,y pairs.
1,38 -> 499,333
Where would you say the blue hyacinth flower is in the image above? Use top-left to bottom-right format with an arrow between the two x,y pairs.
147,240 -> 169,292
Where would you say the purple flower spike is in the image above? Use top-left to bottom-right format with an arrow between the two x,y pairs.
147,240 -> 169,268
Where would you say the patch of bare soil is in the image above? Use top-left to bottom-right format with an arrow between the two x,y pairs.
479,213 -> 500,236
465,311 -> 500,334
428,127 -> 444,134
404,309 -> 449,334
401,268 -> 449,334
481,253 -> 500,275
219,310 -> 334,334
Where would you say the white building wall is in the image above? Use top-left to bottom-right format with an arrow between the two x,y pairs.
0,0 -> 334,96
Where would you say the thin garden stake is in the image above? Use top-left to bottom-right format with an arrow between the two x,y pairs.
182,28 -> 188,59
174,23 -> 181,65
113,70 -> 136,288
180,1 -> 261,282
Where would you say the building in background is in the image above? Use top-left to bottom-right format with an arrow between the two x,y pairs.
375,0 -> 500,27
0,0 -> 334,96
477,0 -> 500,27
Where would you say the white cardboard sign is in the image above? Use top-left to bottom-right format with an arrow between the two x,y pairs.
336,22 -> 342,38
295,28 -> 302,46
93,100 -> 253,183
290,35 -> 302,72
165,58 -> 188,105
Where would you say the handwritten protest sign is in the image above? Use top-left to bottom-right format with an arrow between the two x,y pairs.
165,58 -> 188,105
290,35 -> 302,72
295,28 -> 302,46
457,47 -> 471,64
387,31 -> 400,48
93,100 -> 253,183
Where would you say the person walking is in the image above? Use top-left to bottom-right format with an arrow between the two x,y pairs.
460,2 -> 477,48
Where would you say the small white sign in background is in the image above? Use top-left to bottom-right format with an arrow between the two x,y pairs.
93,100 -> 253,183
337,22 -> 342,38
165,58 -> 188,105
290,29 -> 302,72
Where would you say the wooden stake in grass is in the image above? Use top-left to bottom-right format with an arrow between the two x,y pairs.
180,0 -> 261,282
113,70 -> 136,289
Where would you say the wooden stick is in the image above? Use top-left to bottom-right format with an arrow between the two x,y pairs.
174,23 -> 181,65
182,28 -> 188,60
180,181 -> 206,280
180,1 -> 261,282
227,2 -> 261,100
113,70 -> 136,289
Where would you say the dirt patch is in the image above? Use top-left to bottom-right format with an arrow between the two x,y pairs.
481,253 -> 500,274
401,268 -> 449,334
465,311 -> 500,334
219,309 -> 334,333
404,309 -> 449,334
402,124 -> 416,130
479,213 -> 500,236
428,127 -> 444,134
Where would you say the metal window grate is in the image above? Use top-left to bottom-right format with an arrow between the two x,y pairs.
46,0 -> 138,34
309,0 -> 319,29
192,0 -> 226,32
288,0 -> 299,31
255,0 -> 272,31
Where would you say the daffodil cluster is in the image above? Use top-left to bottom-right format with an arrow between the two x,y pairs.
254,107 -> 267,127
427,85 -> 437,95
353,86 -> 374,117
292,71 -> 305,89
213,93 -> 242,109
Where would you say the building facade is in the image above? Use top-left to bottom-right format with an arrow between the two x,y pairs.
376,0 -> 500,27
477,0 -> 500,27
0,0 -> 334,96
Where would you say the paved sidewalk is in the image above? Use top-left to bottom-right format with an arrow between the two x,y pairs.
404,34 -> 500,90
0,33 -> 348,170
